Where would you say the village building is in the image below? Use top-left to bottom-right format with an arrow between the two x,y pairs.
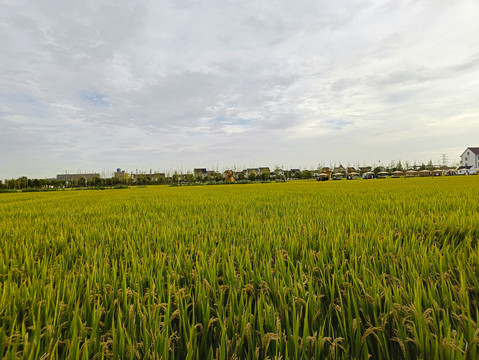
244,168 -> 260,177
114,169 -> 165,182
290,169 -> 301,177
56,173 -> 100,182
194,168 -> 208,178
457,166 -> 475,175
134,173 -> 166,181
460,147 -> 479,169
114,169 -> 131,181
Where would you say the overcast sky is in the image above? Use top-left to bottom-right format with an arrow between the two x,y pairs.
1,0 -> 479,178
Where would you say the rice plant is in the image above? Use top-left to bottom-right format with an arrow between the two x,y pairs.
0,176 -> 478,359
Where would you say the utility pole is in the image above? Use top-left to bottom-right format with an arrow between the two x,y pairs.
441,154 -> 447,167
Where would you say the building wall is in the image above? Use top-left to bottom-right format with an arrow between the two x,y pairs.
131,173 -> 165,181
194,169 -> 207,178
461,149 -> 479,168
57,174 -> 100,181
457,168 -> 476,175
114,171 -> 129,180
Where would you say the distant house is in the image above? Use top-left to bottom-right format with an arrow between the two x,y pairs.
245,168 -> 260,177
290,169 -> 301,177
270,168 -> 283,178
234,171 -> 246,180
114,169 -> 131,181
460,147 -> 479,169
333,165 -> 346,174
457,165 -> 476,175
194,168 -> 207,178
130,172 -> 165,182
149,173 -> 166,181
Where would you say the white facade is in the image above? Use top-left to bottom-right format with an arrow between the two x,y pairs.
460,148 -> 479,168
457,167 -> 477,175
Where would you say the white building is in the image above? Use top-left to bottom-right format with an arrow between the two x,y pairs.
459,147 -> 479,174
457,166 -> 475,175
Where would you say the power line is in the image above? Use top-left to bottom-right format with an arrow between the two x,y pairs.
441,154 -> 448,166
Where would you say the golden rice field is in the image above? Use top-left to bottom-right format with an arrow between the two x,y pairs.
1,177 -> 479,359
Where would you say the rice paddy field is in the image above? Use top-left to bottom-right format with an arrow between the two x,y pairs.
1,176 -> 479,359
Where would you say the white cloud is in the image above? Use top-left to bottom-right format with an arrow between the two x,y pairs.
1,0 -> 479,178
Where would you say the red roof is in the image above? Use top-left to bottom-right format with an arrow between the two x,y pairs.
467,147 -> 479,155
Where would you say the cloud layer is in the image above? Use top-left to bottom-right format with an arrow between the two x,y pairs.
1,0 -> 479,177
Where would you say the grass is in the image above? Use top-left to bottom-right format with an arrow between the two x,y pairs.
0,176 -> 478,359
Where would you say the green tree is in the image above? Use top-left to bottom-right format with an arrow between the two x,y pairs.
78,177 -> 87,187
172,172 -> 179,183
274,167 -> 285,181
261,169 -> 270,181
92,176 -> 102,187
19,176 -> 28,189
213,172 -> 223,182
302,170 -> 312,179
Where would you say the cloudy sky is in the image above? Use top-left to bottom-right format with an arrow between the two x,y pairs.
1,0 -> 479,178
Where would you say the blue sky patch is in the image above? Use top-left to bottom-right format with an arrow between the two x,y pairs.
80,91 -> 111,107
326,119 -> 352,130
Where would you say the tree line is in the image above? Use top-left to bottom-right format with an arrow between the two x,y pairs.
0,159 -> 449,190
0,170 -> 317,190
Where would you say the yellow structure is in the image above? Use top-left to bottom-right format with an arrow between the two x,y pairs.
225,170 -> 235,182
319,168 -> 332,180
